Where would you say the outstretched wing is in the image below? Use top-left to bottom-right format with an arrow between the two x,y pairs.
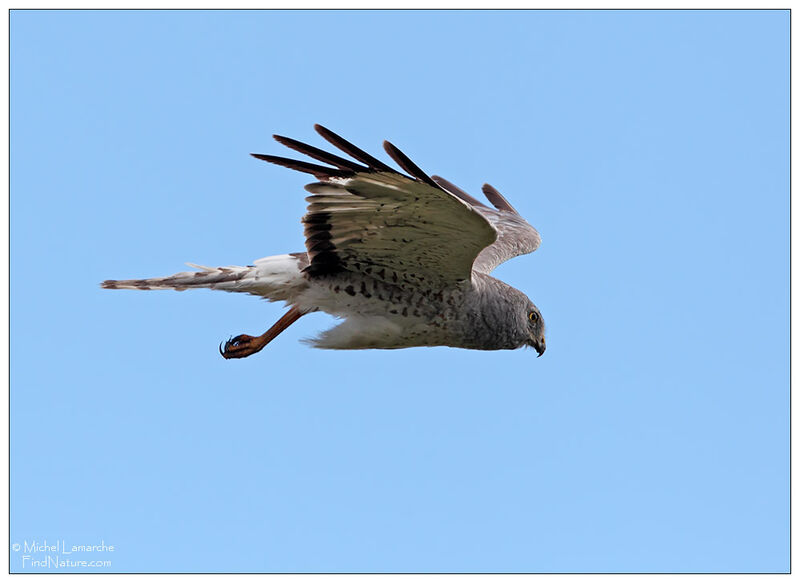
253,125 -> 497,288
431,177 -> 541,274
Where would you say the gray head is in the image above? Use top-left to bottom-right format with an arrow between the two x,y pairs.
497,284 -> 546,355
474,274 -> 546,354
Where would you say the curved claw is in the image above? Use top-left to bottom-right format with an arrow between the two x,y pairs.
219,336 -> 239,359
219,334 -> 259,360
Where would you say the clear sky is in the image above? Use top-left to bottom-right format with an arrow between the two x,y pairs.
10,9 -> 788,573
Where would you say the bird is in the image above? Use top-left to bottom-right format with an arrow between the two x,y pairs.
101,125 -> 546,359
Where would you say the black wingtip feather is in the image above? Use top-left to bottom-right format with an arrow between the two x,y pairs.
383,141 -> 439,188
481,183 -> 519,214
313,124 -> 396,173
272,134 -> 367,172
251,153 -> 352,180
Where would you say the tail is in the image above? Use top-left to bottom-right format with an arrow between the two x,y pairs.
101,252 -> 309,302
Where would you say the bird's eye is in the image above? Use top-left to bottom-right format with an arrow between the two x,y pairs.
528,311 -> 538,322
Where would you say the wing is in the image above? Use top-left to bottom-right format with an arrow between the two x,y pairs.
252,125 -> 497,288
432,177 -> 541,274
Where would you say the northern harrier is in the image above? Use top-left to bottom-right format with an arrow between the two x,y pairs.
102,125 -> 546,359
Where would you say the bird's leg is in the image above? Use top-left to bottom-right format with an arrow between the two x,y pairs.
219,305 -> 305,359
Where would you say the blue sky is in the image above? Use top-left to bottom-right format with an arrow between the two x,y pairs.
11,9 -> 788,573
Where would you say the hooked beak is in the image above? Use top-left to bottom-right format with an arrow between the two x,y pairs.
530,337 -> 546,357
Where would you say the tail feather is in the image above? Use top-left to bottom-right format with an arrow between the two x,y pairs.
101,253 -> 308,301
101,264 -> 255,292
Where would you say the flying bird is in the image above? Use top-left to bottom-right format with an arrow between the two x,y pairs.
102,125 -> 546,359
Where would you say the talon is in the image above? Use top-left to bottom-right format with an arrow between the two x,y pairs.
219,334 -> 259,359
219,336 -> 239,359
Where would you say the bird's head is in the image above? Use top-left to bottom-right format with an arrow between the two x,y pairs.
524,304 -> 546,356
